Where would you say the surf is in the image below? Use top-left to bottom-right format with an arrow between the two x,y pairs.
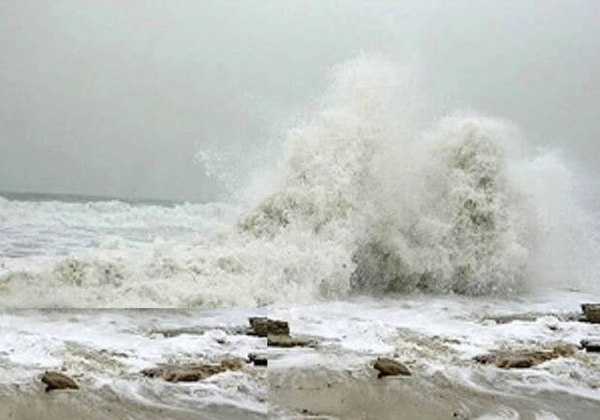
0,56 -> 597,308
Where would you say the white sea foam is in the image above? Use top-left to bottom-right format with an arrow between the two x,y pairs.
268,290 -> 600,418
0,56 -> 598,308
0,309 -> 267,418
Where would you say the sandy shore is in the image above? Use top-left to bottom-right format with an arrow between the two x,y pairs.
3,365 -> 598,420
0,389 -> 267,420
2,295 -> 600,420
266,294 -> 600,419
269,365 -> 600,420
0,309 -> 267,420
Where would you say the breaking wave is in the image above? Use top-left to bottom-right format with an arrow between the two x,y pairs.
1,56 -> 598,308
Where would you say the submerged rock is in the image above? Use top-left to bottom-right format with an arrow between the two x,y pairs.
492,355 -> 537,369
142,358 -> 244,383
248,317 -> 269,337
267,334 -> 315,348
268,320 -> 291,336
41,371 -> 79,392
373,357 -> 412,378
581,304 -> 600,324
474,345 -> 576,369
248,317 -> 314,348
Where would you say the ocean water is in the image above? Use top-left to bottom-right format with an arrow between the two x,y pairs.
0,194 -> 242,307
0,309 -> 267,420
268,292 -> 600,419
1,56 -> 598,309
0,191 -> 238,262
1,56 -> 600,418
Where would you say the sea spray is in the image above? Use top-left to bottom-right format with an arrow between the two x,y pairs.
0,56 -> 597,308
351,112 -> 531,295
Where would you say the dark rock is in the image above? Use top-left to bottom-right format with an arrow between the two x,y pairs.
495,356 -> 536,369
473,354 -> 496,365
248,317 -> 314,348
248,318 -> 290,337
474,344 -> 576,369
248,353 -> 268,367
268,320 -> 291,336
581,340 -> 600,353
142,358 -> 244,383
581,304 -> 600,324
248,317 -> 268,336
41,371 -> 79,392
373,357 -> 412,378
267,334 -> 314,348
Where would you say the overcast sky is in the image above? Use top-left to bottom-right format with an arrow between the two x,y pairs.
1,0 -> 598,201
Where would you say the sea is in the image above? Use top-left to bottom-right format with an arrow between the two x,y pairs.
1,57 -> 599,419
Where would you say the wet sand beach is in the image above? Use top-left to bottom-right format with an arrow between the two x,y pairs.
0,310 -> 267,420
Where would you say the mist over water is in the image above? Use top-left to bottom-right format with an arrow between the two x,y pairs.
236,56 -> 599,297
2,1 -> 599,202
1,56 -> 598,308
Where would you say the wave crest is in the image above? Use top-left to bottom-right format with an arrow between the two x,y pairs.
1,56 -> 597,308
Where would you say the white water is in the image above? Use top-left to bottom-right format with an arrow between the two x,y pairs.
0,56 -> 598,308
0,198 -> 239,260
269,290 -> 600,418
1,56 -> 600,420
0,309 -> 266,419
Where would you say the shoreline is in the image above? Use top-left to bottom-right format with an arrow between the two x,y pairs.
269,364 -> 600,420
1,293 -> 599,419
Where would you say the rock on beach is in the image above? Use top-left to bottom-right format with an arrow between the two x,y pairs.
41,371 -> 79,392
373,358 -> 412,378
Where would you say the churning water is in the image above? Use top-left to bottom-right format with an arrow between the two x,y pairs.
1,56 -> 598,308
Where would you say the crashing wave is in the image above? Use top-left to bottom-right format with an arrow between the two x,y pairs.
0,56 -> 597,308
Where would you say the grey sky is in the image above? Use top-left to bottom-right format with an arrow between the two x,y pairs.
1,0 -> 598,201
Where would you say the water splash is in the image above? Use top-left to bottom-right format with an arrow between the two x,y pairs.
1,56 -> 597,308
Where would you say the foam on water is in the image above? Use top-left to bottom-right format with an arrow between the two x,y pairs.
0,309 -> 267,418
267,290 -> 600,418
0,56 -> 598,308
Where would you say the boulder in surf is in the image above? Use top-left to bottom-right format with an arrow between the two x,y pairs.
581,304 -> 600,323
141,358 -> 244,383
373,357 -> 412,378
41,371 -> 79,392
474,344 -> 576,369
248,317 -> 290,337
